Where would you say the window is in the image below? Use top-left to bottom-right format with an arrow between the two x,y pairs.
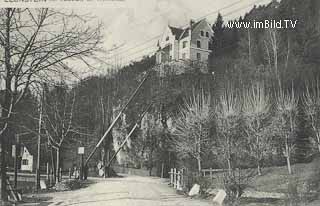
200,31 -> 204,36
182,53 -> 186,59
197,40 -> 201,48
166,36 -> 169,41
208,42 -> 211,50
197,53 -> 201,60
182,41 -> 187,48
22,159 -> 28,165
206,32 -> 209,37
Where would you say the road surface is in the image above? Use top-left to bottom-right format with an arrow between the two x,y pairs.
22,175 -> 214,206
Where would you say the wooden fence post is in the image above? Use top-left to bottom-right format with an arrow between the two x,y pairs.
69,168 -> 72,179
173,168 -> 176,189
210,168 -> 213,179
161,163 -> 164,178
180,169 -> 184,189
170,168 -> 173,186
60,168 -> 62,181
46,163 -> 49,182
177,171 -> 181,190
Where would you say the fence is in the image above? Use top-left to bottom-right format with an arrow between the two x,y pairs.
168,168 -> 225,191
113,165 -> 157,177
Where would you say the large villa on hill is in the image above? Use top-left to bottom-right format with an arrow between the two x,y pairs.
156,18 -> 214,64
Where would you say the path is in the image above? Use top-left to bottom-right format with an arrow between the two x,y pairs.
21,175 -> 213,206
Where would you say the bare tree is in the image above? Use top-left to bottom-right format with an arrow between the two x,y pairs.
303,80 -> 320,152
275,86 -> 298,175
215,85 -> 241,174
242,83 -> 271,175
0,8 -> 102,199
263,28 -> 281,84
43,84 -> 76,183
173,90 -> 211,173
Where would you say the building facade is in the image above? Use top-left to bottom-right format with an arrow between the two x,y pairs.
21,146 -> 34,172
156,19 -> 214,64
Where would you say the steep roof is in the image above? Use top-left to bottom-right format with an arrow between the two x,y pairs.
168,19 -> 210,40
168,26 -> 184,40
191,19 -> 203,30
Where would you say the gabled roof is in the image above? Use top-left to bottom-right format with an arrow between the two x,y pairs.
191,19 -> 203,30
168,26 -> 184,40
167,19 -> 211,41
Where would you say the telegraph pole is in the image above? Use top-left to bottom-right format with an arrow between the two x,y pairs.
36,85 -> 44,190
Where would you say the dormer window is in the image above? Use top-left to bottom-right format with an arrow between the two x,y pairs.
166,36 -> 169,41
206,32 -> 209,37
197,40 -> 201,48
200,31 -> 204,36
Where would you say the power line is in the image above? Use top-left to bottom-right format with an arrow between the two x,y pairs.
107,0 -> 248,60
108,0 -> 270,66
180,0 -> 245,28
109,0 -> 245,57
105,35 -> 161,61
222,0 -> 270,18
118,0 -> 271,66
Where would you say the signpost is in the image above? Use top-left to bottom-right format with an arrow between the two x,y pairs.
78,147 -> 84,180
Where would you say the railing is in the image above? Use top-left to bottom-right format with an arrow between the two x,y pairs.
168,167 -> 225,191
201,168 -> 224,178
168,168 -> 183,190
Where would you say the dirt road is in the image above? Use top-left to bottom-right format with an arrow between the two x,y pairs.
22,175 -> 213,206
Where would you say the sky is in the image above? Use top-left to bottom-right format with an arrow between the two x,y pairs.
72,0 -> 273,76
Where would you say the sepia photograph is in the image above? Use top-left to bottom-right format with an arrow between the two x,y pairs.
0,0 -> 319,205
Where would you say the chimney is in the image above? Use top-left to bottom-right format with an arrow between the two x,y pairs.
189,19 -> 195,39
190,19 -> 195,28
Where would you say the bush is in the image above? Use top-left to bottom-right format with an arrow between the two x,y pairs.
54,179 -> 83,191
217,169 -> 256,206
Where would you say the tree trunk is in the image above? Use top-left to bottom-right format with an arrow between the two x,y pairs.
0,136 -> 8,202
56,148 -> 60,184
248,28 -> 252,64
317,135 -> 320,152
197,127 -> 202,174
50,146 -> 56,183
197,157 -> 202,174
227,158 -> 232,175
149,151 -> 153,176
1,8 -> 12,202
257,161 -> 262,176
285,139 -> 292,175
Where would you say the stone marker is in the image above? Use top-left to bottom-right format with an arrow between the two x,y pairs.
40,180 -> 47,190
188,184 -> 200,196
213,189 -> 227,205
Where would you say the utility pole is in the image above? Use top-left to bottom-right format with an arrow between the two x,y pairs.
36,85 -> 44,190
